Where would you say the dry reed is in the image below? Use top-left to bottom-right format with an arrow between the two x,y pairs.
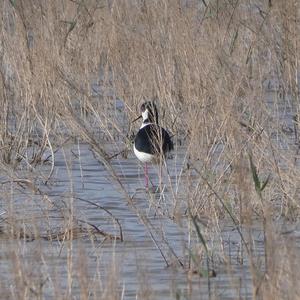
0,0 -> 300,299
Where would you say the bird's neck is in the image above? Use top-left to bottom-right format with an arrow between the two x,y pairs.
140,119 -> 154,129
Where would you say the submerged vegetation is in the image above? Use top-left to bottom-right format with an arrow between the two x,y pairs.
0,0 -> 300,299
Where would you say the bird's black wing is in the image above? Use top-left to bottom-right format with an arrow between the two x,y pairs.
134,124 -> 173,155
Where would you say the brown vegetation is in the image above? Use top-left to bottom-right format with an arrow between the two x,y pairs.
0,0 -> 299,299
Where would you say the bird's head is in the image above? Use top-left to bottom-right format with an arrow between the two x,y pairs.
140,101 -> 158,124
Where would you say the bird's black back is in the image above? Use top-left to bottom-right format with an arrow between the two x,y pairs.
134,124 -> 173,156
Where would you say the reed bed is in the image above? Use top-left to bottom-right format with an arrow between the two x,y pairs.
0,0 -> 300,299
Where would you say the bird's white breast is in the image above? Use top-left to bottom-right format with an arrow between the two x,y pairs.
133,144 -> 155,163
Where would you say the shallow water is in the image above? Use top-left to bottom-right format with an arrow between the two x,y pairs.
2,142 -> 295,300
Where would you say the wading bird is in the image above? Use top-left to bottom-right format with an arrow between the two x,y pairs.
133,101 -> 173,189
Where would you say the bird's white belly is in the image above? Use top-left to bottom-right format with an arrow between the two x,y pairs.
133,145 -> 154,163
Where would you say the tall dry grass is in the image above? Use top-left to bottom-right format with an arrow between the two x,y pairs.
0,0 -> 300,299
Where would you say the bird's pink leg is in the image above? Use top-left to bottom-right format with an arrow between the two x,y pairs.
144,163 -> 149,189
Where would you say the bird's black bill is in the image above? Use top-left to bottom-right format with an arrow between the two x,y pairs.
132,115 -> 142,123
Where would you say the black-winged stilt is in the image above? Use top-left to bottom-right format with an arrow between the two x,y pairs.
133,101 -> 173,189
